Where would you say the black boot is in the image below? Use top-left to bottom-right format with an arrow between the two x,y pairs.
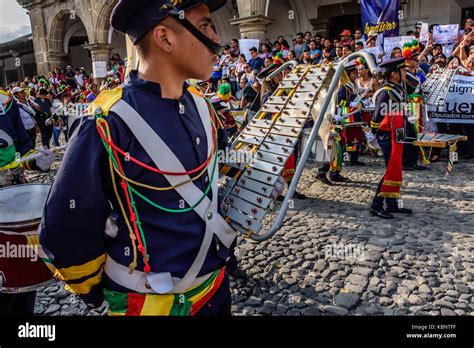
369,208 -> 394,219
330,172 -> 349,182
314,172 -> 333,186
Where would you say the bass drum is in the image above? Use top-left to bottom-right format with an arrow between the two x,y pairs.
0,183 -> 54,293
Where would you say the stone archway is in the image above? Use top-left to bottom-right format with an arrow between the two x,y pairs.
96,0 -> 119,44
48,9 -> 92,71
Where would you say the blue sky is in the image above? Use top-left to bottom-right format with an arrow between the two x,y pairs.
0,0 -> 32,43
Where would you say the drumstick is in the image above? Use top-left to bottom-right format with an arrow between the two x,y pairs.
20,145 -> 67,163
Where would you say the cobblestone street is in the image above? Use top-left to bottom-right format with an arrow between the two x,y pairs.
30,153 -> 473,316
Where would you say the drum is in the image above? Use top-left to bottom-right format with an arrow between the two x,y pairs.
314,133 -> 335,164
0,184 -> 54,293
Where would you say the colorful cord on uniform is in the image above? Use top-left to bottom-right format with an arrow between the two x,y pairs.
95,102 -> 219,272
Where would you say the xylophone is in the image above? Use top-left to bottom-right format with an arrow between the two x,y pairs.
218,52 -> 379,241
421,67 -> 458,107
413,133 -> 468,148
219,63 -> 333,237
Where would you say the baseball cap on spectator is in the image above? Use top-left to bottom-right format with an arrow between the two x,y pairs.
340,30 -> 351,37
367,30 -> 378,38
11,87 -> 25,95
39,88 -> 48,95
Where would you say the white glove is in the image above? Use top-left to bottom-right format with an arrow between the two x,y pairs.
35,148 -> 54,172
271,175 -> 286,200
349,101 -> 360,108
364,130 -> 376,143
333,114 -> 344,122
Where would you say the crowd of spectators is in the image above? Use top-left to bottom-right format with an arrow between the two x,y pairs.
3,53 -> 126,149
2,18 -> 474,157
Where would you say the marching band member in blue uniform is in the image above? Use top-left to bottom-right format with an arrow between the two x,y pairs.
0,89 -> 54,315
39,0 -> 244,316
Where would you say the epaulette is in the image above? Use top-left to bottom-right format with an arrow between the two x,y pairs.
89,87 -> 123,116
377,84 -> 404,102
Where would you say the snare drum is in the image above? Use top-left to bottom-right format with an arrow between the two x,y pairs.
0,184 -> 54,293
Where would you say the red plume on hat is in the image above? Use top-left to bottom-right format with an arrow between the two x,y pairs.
402,40 -> 420,60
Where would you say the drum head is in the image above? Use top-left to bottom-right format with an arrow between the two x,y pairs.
0,184 -> 51,224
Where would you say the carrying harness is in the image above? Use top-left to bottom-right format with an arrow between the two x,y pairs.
98,89 -> 237,294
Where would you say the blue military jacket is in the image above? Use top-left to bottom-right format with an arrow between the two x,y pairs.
0,99 -> 33,156
372,81 -> 406,138
39,71 -> 230,305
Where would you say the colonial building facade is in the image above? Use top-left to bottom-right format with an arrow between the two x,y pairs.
1,0 -> 472,84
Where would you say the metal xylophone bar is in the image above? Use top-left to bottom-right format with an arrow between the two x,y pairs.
221,51 -> 379,241
219,63 -> 329,236
252,51 -> 379,242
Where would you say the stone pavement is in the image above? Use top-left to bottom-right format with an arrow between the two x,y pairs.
230,156 -> 473,316
29,152 -> 473,316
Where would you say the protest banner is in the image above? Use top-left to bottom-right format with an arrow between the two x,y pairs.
383,36 -> 414,61
361,0 -> 400,38
420,22 -> 429,43
92,61 -> 107,79
427,75 -> 474,124
432,24 -> 459,44
363,47 -> 382,63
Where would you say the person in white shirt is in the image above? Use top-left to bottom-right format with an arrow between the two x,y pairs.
55,94 -> 76,142
12,87 -> 38,146
74,69 -> 84,89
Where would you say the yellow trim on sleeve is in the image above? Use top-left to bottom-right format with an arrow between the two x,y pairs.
54,254 -> 106,282
63,270 -> 103,295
